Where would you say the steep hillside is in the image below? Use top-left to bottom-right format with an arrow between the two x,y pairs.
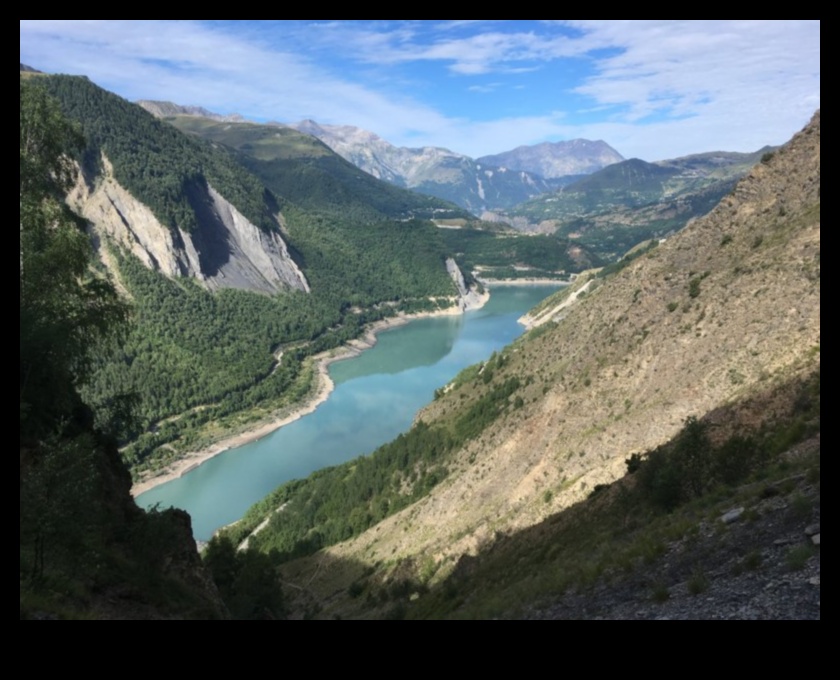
20,79 -> 232,620
477,139 -> 624,179
237,111 -> 819,618
44,76 -> 308,295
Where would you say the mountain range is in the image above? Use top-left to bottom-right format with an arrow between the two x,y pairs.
20,66 -> 818,619
137,101 -> 625,213
287,120 -> 623,213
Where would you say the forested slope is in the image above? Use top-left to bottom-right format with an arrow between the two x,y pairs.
41,74 -> 466,476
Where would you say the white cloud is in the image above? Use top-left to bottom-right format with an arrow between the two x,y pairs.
20,20 -> 451,140
20,20 -> 819,159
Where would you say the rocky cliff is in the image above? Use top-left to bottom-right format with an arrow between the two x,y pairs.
69,156 -> 309,295
445,257 -> 486,310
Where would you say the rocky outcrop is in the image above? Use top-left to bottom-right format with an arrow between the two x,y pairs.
199,185 -> 310,294
69,156 -> 308,294
446,257 -> 486,310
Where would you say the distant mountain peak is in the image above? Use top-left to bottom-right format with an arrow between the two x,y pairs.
478,139 -> 624,179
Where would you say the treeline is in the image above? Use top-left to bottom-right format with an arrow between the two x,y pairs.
42,75 -> 278,234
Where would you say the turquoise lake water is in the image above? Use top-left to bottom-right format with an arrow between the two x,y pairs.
137,284 -> 561,540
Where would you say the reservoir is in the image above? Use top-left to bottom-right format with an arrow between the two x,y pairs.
138,284 -> 561,540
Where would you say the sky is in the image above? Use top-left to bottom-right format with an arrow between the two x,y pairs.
20,20 -> 820,161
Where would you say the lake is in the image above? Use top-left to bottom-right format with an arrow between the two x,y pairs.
137,284 -> 561,540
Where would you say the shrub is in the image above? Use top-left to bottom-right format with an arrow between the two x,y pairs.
637,417 -> 711,511
687,569 -> 709,595
712,435 -> 760,486
651,582 -> 670,603
688,277 -> 702,298
625,453 -> 643,474
786,545 -> 813,572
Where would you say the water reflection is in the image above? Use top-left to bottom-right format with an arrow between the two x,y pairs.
138,285 -> 561,539
331,313 -> 463,384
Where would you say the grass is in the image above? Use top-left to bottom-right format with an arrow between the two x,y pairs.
687,569 -> 709,596
743,550 -> 763,572
651,582 -> 671,603
785,545 -> 814,572
791,493 -> 812,520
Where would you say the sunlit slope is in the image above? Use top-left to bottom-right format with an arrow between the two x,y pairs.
294,111 -> 819,590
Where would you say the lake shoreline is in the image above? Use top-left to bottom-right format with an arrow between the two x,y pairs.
131,293 -> 490,498
476,276 -> 572,286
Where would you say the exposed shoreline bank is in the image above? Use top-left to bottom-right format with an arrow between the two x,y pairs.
476,276 -> 572,286
131,292 -> 490,498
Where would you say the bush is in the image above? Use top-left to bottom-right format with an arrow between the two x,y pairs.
712,435 -> 761,486
637,417 -> 711,511
625,453 -> 643,474
688,277 -> 702,299
687,569 -> 709,595
785,545 -> 813,572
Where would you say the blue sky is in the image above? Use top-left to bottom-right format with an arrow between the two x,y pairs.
20,20 -> 820,160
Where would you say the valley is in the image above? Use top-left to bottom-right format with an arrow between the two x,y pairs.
137,284 -> 562,539
19,28 -> 819,619
216,111 -> 820,619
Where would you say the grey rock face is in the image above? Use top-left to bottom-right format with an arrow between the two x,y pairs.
70,156 -> 308,295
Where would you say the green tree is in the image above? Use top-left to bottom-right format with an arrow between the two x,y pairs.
19,79 -> 126,438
